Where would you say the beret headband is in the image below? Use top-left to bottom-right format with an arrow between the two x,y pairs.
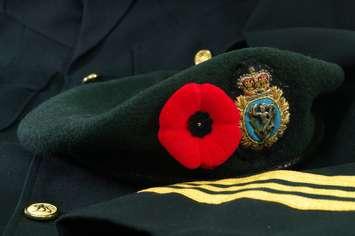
18,47 -> 344,184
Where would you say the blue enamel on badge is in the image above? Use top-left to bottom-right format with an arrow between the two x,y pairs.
235,67 -> 290,150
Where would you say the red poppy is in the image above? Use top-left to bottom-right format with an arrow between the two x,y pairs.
158,83 -> 242,170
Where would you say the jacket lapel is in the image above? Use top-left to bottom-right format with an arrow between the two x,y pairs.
67,0 -> 134,73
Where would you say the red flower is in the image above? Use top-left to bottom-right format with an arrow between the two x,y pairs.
158,83 -> 242,170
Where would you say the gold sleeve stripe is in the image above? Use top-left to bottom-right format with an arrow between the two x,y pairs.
173,182 -> 355,199
175,170 -> 355,188
140,187 -> 355,211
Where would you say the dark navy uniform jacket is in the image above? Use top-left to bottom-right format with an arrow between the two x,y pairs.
2,1 -> 355,235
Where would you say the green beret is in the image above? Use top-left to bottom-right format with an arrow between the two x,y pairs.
18,47 -> 344,184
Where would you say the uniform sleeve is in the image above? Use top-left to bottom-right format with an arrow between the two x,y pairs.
57,162 -> 355,236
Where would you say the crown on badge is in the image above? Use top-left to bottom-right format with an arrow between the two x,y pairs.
237,67 -> 272,95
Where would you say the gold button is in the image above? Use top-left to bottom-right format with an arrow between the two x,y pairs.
194,49 -> 212,65
24,203 -> 58,221
82,73 -> 99,83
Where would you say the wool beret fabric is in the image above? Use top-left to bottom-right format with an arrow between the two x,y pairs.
17,47 -> 344,184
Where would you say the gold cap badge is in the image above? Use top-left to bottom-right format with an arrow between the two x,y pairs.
235,66 -> 290,150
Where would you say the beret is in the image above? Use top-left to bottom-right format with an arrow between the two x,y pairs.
18,47 -> 344,184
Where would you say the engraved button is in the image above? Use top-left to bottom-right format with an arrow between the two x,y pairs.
82,73 -> 99,83
194,49 -> 212,65
24,203 -> 58,221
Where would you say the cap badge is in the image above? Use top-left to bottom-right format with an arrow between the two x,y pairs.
235,67 -> 290,150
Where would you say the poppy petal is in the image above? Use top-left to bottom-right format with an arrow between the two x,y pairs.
200,124 -> 242,168
200,83 -> 240,123
159,83 -> 202,130
158,130 -> 201,169
158,83 -> 242,170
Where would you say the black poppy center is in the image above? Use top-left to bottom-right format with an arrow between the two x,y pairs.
188,111 -> 213,137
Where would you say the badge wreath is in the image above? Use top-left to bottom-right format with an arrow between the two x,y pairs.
235,67 -> 290,150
